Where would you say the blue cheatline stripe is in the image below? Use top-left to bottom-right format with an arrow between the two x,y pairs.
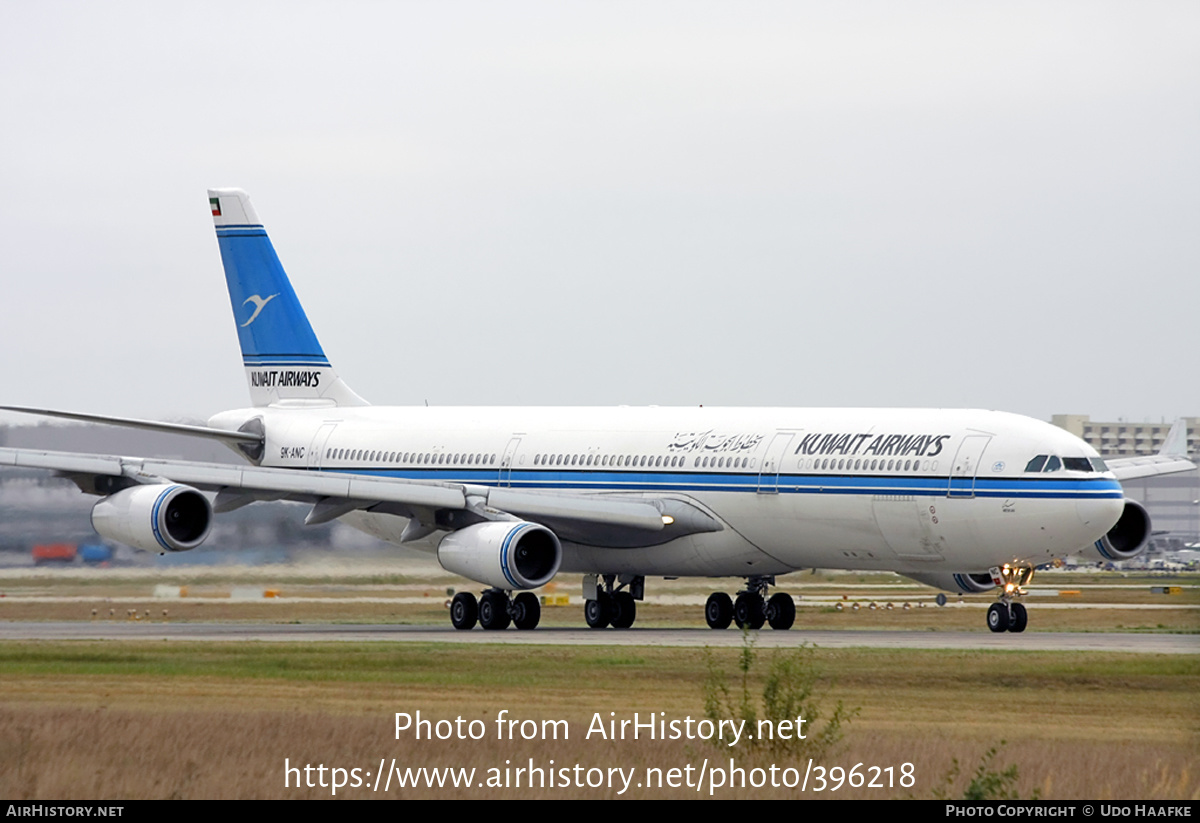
215,228 -> 269,238
307,467 -> 1124,500
243,357 -> 332,367
149,485 -> 179,551
498,523 -> 529,588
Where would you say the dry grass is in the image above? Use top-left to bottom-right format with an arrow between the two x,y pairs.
1,706 -> 1195,800
0,642 -> 1195,800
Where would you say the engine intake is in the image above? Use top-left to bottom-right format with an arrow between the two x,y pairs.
91,484 -> 213,552
1080,498 -> 1152,562
437,521 -> 562,590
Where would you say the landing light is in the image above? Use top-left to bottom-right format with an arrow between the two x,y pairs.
661,515 -> 675,525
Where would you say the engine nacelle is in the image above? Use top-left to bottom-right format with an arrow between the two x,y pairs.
437,521 -> 562,590
900,571 -> 997,594
1078,498 -> 1153,562
91,484 -> 213,553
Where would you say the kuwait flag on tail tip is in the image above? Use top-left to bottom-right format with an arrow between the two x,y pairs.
210,197 -> 221,217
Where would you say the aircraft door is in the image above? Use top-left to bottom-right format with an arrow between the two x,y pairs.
757,431 -> 798,493
307,422 -> 338,470
947,435 -> 991,498
499,436 -> 522,487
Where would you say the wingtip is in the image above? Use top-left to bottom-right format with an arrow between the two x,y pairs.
1158,418 -> 1190,458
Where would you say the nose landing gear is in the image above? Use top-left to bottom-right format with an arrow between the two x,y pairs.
987,565 -> 1033,634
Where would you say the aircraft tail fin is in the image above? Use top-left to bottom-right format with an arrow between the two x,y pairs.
208,189 -> 368,408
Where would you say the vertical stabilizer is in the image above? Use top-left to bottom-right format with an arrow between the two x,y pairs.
208,188 -> 368,407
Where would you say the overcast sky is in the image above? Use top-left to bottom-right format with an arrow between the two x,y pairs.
1,2 -> 1195,425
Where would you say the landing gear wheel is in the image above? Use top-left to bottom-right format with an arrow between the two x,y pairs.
610,591 -> 637,629
766,592 -> 796,630
705,592 -> 734,629
584,594 -> 611,629
734,593 -> 766,630
1008,602 -> 1027,633
450,592 -> 478,630
512,592 -> 541,630
986,602 -> 1010,633
479,592 -> 511,630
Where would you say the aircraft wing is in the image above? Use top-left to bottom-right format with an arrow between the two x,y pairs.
0,445 -> 700,536
1105,454 -> 1195,481
1103,418 -> 1195,481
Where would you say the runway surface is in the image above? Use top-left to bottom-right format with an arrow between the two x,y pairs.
0,621 -> 1195,653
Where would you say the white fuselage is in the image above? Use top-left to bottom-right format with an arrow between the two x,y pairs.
209,405 -> 1125,580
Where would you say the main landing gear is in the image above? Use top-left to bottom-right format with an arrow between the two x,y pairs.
450,589 -> 541,631
986,564 -> 1033,634
705,576 -> 795,630
583,574 -> 642,629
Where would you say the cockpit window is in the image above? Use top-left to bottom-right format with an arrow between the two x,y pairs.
1062,457 -> 1093,472
1043,455 -> 1062,472
1090,457 -> 1108,472
1024,455 -> 1047,472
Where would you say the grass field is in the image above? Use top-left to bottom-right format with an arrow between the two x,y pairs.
0,567 -> 1195,799
0,642 -> 1196,799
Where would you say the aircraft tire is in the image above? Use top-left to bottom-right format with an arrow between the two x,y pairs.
450,592 -> 478,630
766,592 -> 796,630
705,592 -> 734,629
512,592 -> 541,630
734,593 -> 766,630
584,595 -> 611,629
1008,602 -> 1027,633
480,592 -> 512,630
610,592 -> 636,629
986,602 -> 1010,633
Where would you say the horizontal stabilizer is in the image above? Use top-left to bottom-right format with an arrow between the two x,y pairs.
0,406 -> 262,446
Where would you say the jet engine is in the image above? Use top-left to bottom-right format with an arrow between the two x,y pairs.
900,571 -> 997,594
1078,498 -> 1153,562
437,521 -> 562,590
91,484 -> 213,553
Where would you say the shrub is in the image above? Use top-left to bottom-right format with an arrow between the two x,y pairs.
702,628 -> 856,760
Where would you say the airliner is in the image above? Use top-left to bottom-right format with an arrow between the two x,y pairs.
1,189 -> 1192,634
